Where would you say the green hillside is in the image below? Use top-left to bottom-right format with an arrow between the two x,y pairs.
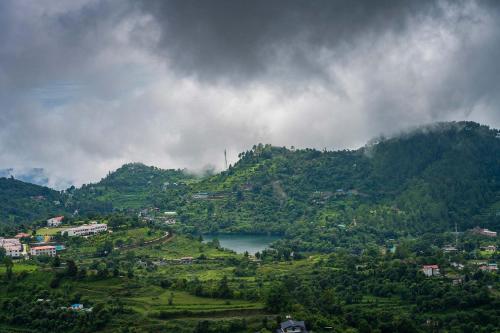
178,122 -> 499,245
0,121 -> 499,333
1,121 -> 499,244
67,163 -> 196,212
0,177 -> 65,225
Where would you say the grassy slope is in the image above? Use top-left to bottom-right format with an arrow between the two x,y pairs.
0,227 -> 270,332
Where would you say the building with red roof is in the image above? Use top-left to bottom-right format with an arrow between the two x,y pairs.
30,245 -> 56,256
47,216 -> 64,227
422,265 -> 440,277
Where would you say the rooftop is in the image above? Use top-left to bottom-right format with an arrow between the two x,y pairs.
31,245 -> 55,250
280,320 -> 307,330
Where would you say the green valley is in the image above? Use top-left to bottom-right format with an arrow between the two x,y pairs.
0,121 -> 499,332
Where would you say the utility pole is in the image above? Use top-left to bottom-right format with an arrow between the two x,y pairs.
224,149 -> 228,170
455,222 -> 458,248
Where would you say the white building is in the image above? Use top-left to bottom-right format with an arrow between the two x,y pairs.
422,265 -> 440,277
0,238 -> 22,257
472,227 -> 497,237
47,216 -> 64,227
30,245 -> 56,256
63,223 -> 108,237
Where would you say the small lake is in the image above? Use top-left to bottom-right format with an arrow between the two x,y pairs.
202,234 -> 280,254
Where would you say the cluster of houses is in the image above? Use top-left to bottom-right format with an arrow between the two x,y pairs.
419,225 -> 498,278
0,216 -> 109,259
0,236 -> 61,258
422,260 -> 498,278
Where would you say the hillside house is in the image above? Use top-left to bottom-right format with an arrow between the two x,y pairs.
479,263 -> 498,272
335,189 -> 346,196
480,245 -> 497,252
422,265 -> 440,277
471,227 -> 497,237
180,257 -> 194,264
0,238 -> 23,257
442,245 -> 458,253
71,304 -> 83,310
63,222 -> 108,237
47,216 -> 64,227
192,192 -> 209,199
30,245 -> 56,256
164,218 -> 176,225
163,211 -> 177,225
276,320 -> 308,333
451,262 -> 464,270
68,303 -> 92,312
14,232 -> 31,239
479,264 -> 498,272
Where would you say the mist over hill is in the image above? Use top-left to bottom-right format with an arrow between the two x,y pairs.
1,121 -> 499,245
0,168 -> 50,187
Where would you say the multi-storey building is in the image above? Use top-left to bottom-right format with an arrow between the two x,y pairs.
0,238 -> 23,257
63,223 -> 108,237
30,245 -> 56,256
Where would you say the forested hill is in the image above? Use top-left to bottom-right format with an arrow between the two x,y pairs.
0,163 -> 196,225
1,121 -> 499,241
67,163 -> 196,211
0,177 -> 65,225
180,121 -> 500,238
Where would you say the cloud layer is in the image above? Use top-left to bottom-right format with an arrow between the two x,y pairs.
1,0 -> 499,188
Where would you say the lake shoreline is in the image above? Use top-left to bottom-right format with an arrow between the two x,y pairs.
202,233 -> 281,254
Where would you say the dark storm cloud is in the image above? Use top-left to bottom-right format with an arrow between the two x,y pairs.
0,0 -> 500,188
139,0 -> 439,81
138,0 -> 500,128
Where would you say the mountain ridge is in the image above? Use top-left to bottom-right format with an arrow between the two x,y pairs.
1,121 -> 499,245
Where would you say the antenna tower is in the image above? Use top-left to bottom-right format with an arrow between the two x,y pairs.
224,149 -> 228,170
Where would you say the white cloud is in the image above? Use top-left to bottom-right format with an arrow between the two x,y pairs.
0,0 -> 499,189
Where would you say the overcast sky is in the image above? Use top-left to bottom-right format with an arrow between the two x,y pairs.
1,0 -> 500,189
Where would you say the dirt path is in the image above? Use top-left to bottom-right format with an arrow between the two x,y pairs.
154,308 -> 269,319
117,232 -> 175,251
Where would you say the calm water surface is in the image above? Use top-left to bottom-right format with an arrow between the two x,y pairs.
202,234 -> 280,254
